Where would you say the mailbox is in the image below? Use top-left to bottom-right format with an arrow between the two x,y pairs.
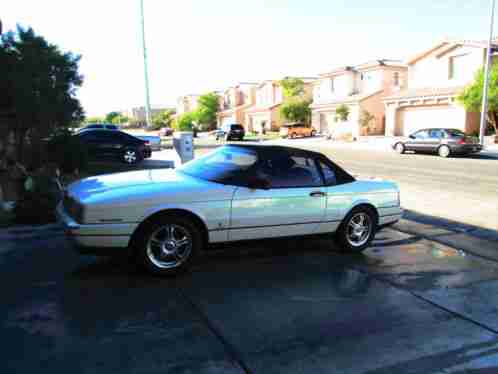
173,131 -> 194,164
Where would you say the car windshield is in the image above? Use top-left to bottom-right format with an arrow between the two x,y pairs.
178,146 -> 258,183
231,124 -> 243,130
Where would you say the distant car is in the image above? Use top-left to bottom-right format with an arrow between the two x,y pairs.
137,135 -> 162,151
280,123 -> 316,139
159,127 -> 174,137
393,128 -> 482,158
76,129 -> 151,164
58,144 -> 402,276
218,123 -> 245,141
78,123 -> 119,133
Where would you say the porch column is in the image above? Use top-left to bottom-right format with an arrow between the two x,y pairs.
384,102 -> 398,136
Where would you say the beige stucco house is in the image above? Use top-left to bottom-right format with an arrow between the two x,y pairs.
384,39 -> 498,136
176,94 -> 201,116
311,60 -> 407,139
217,83 -> 258,129
244,78 -> 315,133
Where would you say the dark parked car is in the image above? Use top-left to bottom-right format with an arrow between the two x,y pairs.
218,123 -> 245,141
76,130 -> 152,164
393,128 -> 482,157
137,135 -> 162,151
159,127 -> 174,137
78,123 -> 119,133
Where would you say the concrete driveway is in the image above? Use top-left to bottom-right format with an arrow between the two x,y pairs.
2,223 -> 498,373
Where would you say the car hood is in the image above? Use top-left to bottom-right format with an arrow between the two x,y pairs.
67,169 -> 235,205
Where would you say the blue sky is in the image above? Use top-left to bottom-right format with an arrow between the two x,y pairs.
2,0 -> 495,116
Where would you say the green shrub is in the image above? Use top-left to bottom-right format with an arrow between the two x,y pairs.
174,112 -> 195,131
335,105 -> 350,122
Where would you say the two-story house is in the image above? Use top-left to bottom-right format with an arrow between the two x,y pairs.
244,78 -> 315,133
384,39 -> 498,136
311,60 -> 407,139
217,83 -> 258,129
176,94 -> 201,116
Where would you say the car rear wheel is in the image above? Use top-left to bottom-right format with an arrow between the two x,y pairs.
394,143 -> 405,154
438,145 -> 451,158
136,216 -> 202,276
335,207 -> 377,253
290,133 -> 296,139
122,148 -> 140,164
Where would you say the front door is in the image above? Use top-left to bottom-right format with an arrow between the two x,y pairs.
406,129 -> 430,152
230,152 -> 326,241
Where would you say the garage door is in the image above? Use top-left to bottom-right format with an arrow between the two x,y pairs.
401,106 -> 463,136
221,116 -> 236,127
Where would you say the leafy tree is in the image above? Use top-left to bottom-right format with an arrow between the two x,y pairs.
111,114 -> 128,125
0,26 -> 84,161
335,104 -> 350,122
457,64 -> 498,135
151,109 -> 175,130
194,92 -> 220,130
173,112 -> 195,131
279,77 -> 305,98
85,116 -> 104,124
279,98 -> 311,124
105,111 -> 120,123
359,110 -> 375,133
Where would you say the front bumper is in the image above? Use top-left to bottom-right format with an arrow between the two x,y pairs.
56,203 -> 136,254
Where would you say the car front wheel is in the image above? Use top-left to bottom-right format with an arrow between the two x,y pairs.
136,216 -> 202,276
122,148 -> 140,164
335,207 -> 377,253
438,145 -> 451,158
394,142 -> 405,154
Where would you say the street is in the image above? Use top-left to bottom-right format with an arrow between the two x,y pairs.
2,220 -> 498,373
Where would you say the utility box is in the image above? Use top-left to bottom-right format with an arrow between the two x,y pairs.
173,132 -> 194,164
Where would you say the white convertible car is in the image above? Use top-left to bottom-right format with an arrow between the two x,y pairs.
58,144 -> 402,275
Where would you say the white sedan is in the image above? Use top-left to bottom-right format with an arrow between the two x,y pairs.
57,144 -> 402,275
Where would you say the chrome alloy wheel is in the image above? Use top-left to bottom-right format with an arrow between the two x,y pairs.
146,224 -> 193,269
346,212 -> 372,247
124,149 -> 138,164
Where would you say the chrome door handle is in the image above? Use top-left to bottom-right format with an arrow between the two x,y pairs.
310,191 -> 326,197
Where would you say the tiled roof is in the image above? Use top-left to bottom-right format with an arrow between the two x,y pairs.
384,86 -> 465,100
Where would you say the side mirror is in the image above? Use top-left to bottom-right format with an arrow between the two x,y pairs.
247,177 -> 271,190
409,134 -> 416,139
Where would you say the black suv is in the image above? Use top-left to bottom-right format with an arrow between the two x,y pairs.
76,130 -> 152,164
219,123 -> 245,141
393,128 -> 482,158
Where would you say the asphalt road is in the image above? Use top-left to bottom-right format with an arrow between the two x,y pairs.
269,138 -> 498,232
2,225 -> 498,373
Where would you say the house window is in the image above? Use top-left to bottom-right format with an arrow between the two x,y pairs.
448,54 -> 469,80
393,72 -> 400,86
329,78 -> 335,93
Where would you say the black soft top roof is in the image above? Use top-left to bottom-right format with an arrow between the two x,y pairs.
227,144 -> 356,184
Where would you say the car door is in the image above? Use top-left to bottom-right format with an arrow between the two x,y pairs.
428,129 -> 444,152
313,158 -> 355,234
407,130 -> 430,152
229,151 -> 327,241
78,131 -> 100,159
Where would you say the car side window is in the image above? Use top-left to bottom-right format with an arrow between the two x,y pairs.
258,154 -> 322,188
79,132 -> 99,142
414,130 -> 429,139
429,129 -> 444,139
317,160 -> 337,186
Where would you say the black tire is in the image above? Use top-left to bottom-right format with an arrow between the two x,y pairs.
135,215 -> 202,276
438,145 -> 451,158
335,206 -> 377,253
122,148 -> 141,164
394,142 -> 405,154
